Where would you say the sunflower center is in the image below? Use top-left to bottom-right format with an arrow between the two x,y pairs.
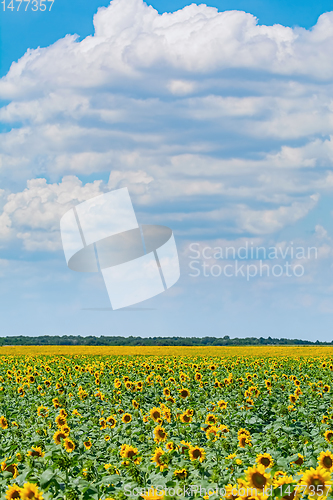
311,478 -> 324,488
252,472 -> 267,489
261,458 -> 270,467
323,456 -> 333,468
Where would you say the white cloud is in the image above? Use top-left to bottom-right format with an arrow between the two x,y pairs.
0,176 -> 105,250
1,0 -> 333,103
161,194 -> 318,235
1,0 -> 333,250
167,80 -> 196,95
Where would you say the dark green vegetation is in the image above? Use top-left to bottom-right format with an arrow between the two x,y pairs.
0,335 -> 329,346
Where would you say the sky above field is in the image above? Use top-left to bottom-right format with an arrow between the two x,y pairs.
1,0 -> 333,340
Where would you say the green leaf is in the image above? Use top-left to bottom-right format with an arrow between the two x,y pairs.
40,469 -> 56,489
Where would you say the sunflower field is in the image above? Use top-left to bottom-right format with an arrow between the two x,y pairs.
1,346 -> 333,500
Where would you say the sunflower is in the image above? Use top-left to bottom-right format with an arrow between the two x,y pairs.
154,425 -> 167,443
60,425 -> 70,436
55,415 -> 67,427
238,433 -> 251,448
83,439 -> 92,450
121,444 -> 139,459
318,451 -> 333,471
219,424 -> 230,436
114,379 -> 121,389
53,430 -> 67,445
205,413 -> 217,425
174,468 -> 188,480
289,394 -> 297,404
162,408 -> 172,423
106,415 -> 117,429
0,416 -> 8,429
150,407 -> 162,422
100,418 -> 107,429
1,462 -> 18,478
300,466 -> 332,499
250,386 -> 260,397
37,406 -> 48,418
324,430 -> 333,443
151,447 -> 168,471
27,447 -> 45,458
293,454 -> 304,466
63,438 -> 75,453
180,412 -> 192,423
245,464 -> 271,490
179,388 -> 190,399
189,445 -> 206,462
256,453 -> 274,468
206,426 -> 219,441
5,484 -> 21,500
163,388 -> 171,397
273,471 -> 287,485
20,482 -> 43,500
218,400 -> 228,410
238,428 -> 250,438
166,441 -> 174,451
121,413 -> 132,424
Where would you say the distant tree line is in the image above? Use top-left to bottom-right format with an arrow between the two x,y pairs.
0,335 -> 330,346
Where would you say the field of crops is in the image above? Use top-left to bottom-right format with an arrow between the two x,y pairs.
1,346 -> 333,500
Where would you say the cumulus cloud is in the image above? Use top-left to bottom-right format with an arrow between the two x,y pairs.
2,0 -> 333,99
0,0 -> 333,252
0,176 -> 105,250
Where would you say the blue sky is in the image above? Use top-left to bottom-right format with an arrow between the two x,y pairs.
1,0 -> 333,340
